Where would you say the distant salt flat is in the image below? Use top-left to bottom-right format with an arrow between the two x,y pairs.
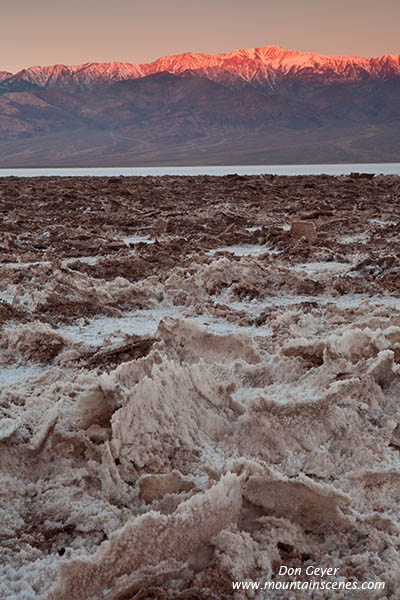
2,163 -> 400,177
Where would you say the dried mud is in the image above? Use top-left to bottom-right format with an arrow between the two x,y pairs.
1,173 -> 400,599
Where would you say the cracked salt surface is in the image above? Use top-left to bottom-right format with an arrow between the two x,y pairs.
2,257 -> 100,269
0,364 -> 48,387
245,226 -> 262,232
0,291 -> 15,303
208,245 -> 279,257
339,232 -> 368,244
220,293 -> 400,312
334,294 -> 400,310
0,284 -> 37,309
2,240 -> 154,269
231,386 -> 266,407
64,256 -> 100,265
189,314 -> 272,337
369,218 -> 398,226
58,304 -> 273,347
121,235 -> 155,245
291,261 -> 353,274
2,260 -> 52,269
57,306 -> 179,346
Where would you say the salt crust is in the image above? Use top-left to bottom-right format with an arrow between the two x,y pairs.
1,309 -> 400,598
1,226 -> 400,597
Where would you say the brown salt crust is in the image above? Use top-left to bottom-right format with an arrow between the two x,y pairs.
0,321 -> 66,364
30,269 -> 151,318
290,220 -> 317,241
138,470 -> 195,504
244,472 -> 352,533
0,300 -> 26,325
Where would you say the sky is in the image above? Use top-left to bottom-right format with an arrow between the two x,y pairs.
2,0 -> 399,73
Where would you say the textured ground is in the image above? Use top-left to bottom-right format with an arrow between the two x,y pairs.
0,174 -> 400,599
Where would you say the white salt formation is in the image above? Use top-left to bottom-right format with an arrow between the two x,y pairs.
1,174 -> 399,598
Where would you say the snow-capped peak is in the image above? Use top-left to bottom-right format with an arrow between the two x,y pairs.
2,45 -> 400,90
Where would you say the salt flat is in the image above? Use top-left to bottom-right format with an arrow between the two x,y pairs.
1,173 -> 399,599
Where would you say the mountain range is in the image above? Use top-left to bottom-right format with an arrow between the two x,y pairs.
1,45 -> 399,167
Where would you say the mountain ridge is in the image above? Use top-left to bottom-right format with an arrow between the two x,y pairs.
2,45 -> 400,91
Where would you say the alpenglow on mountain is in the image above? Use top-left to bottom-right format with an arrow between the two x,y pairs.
3,45 -> 400,90
1,45 -> 399,166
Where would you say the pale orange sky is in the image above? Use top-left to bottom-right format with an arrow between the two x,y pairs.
2,0 -> 399,73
